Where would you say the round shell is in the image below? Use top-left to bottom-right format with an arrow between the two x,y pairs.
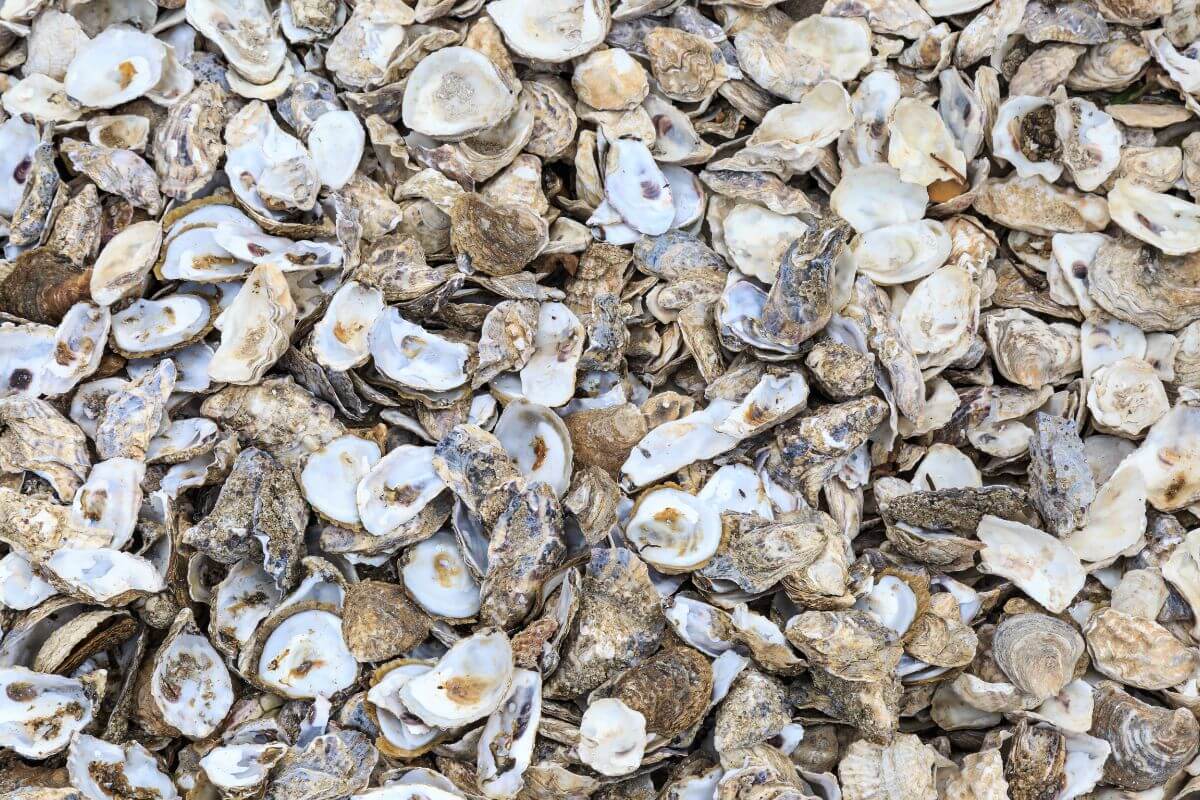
402,48 -> 517,141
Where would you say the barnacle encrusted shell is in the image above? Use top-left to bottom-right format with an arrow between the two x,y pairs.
544,548 -> 664,699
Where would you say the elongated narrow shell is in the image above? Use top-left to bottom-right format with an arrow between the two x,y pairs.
90,221 -> 162,307
209,263 -> 297,385
477,668 -> 541,798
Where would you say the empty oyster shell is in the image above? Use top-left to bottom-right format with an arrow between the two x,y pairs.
977,516 -> 1085,613
370,309 -> 470,392
626,485 -> 722,574
0,667 -> 100,758
90,221 -> 162,308
1109,177 -> 1200,255
355,444 -> 445,538
254,607 -> 358,699
63,25 -> 165,109
307,440 -> 386,533
403,47 -> 517,141
209,263 -> 296,385
400,627 -> 513,727
486,0 -> 609,62
150,609 -> 234,739
110,294 -> 213,358
185,0 -> 286,84
578,698 -> 646,777
402,530 -> 481,620
67,734 -> 176,800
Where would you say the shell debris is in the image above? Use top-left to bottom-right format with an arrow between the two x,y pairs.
2,0 -> 1200,797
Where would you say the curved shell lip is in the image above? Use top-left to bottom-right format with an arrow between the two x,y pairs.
300,434 -> 382,528
254,607 -> 359,699
355,444 -> 447,537
63,25 -> 167,110
185,0 -> 287,85
311,280 -> 385,372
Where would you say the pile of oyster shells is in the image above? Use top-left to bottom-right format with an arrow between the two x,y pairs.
11,0 -> 1200,798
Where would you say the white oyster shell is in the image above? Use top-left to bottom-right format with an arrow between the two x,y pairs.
578,698 -> 647,777
399,628 -> 513,727
402,531 -> 481,620
68,458 -> 144,549
312,281 -> 385,371
46,548 -> 164,604
257,609 -> 357,699
402,47 -> 517,141
355,444 -> 445,536
494,400 -> 573,497
370,308 -> 470,392
851,220 -> 951,284
486,0 -> 609,62
722,203 -> 810,283
1109,177 -> 1200,255
625,486 -> 722,573
185,0 -> 287,84
519,303 -> 584,408
301,435 -> 382,527
0,668 -> 97,758
308,110 -> 364,190
151,610 -> 235,739
209,263 -> 297,385
831,165 -> 928,233
68,734 -> 177,800
64,25 -> 165,109
621,400 -> 739,488
90,221 -> 162,306
110,294 -> 212,358
976,515 -> 1085,613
